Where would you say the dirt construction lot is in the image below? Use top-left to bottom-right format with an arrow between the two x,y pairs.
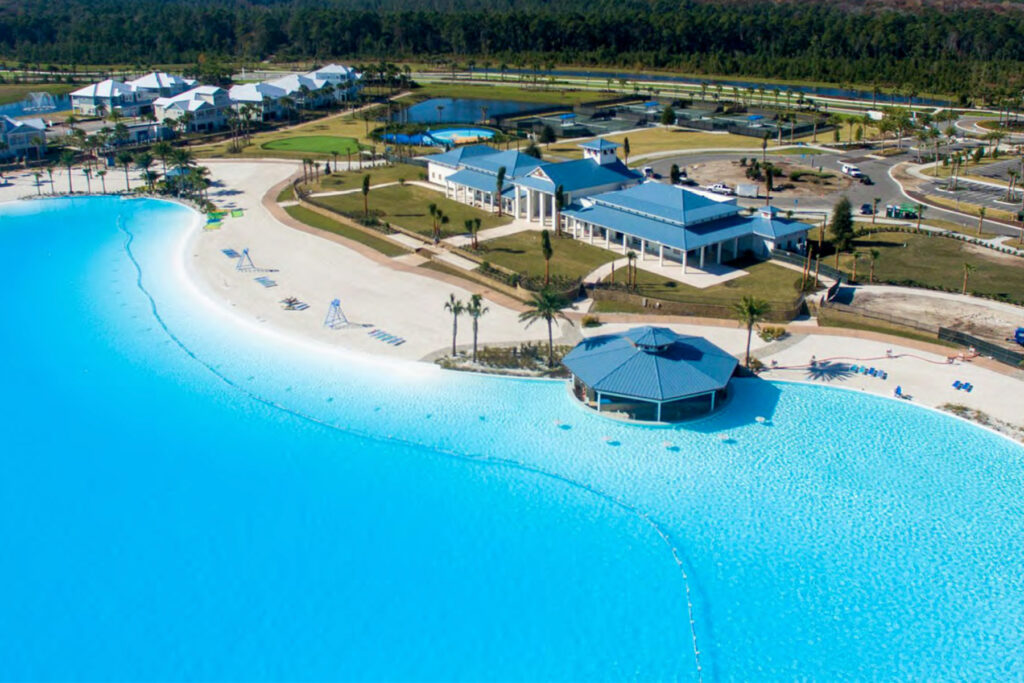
851,289 -> 1024,349
684,159 -> 852,199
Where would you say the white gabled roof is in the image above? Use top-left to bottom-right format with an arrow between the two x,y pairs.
154,86 -> 226,113
265,73 -> 327,96
70,79 -> 133,99
307,63 -> 357,79
127,72 -> 196,91
1,115 -> 47,134
229,82 -> 288,103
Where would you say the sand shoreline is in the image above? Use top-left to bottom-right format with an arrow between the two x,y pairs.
2,159 -> 1021,438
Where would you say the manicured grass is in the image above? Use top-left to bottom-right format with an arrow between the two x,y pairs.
0,83 -> 76,106
924,194 -> 1018,223
478,231 -> 619,281
413,82 -> 603,106
276,184 -> 295,202
262,135 -> 362,155
314,184 -> 510,238
306,164 -> 427,192
817,308 -> 958,348
605,257 -> 804,305
823,230 -> 1024,300
558,127 -> 766,162
283,205 -> 409,257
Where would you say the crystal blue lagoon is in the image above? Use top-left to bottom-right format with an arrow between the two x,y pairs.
2,197 -> 1023,681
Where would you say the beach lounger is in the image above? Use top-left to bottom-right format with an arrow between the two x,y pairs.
255,277 -> 277,288
204,221 -> 222,230
230,209 -> 244,218
867,368 -> 876,376
851,365 -> 860,372
953,380 -> 962,389
221,249 -> 240,258
964,383 -> 973,392
394,340 -> 405,347
293,303 -> 309,311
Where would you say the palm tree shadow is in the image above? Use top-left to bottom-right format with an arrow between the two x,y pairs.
805,361 -> 855,383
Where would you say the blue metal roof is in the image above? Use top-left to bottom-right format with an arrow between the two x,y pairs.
578,138 -> 621,151
748,209 -> 809,240
593,182 -> 741,227
446,168 -> 513,194
562,202 -> 752,251
517,159 -> 641,193
563,326 -> 737,402
423,144 -> 498,168
462,150 -> 545,178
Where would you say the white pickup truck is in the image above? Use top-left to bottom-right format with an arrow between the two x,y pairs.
840,163 -> 863,178
707,183 -> 734,195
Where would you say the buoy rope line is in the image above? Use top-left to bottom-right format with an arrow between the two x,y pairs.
117,217 -> 709,682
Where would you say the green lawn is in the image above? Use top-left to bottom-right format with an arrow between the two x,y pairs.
830,231 -> 1024,302
307,164 -> 427,192
276,184 -> 295,202
314,184 -> 510,238
605,257 -> 804,305
263,135 -> 363,155
283,205 -> 409,257
413,82 -> 597,106
0,83 -> 76,106
477,231 -> 619,280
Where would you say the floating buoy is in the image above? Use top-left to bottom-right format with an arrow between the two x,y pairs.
662,440 -> 673,448
719,434 -> 730,441
602,435 -> 613,442
755,416 -> 766,423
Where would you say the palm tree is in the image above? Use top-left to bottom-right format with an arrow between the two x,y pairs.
135,152 -> 154,190
622,137 -> 630,165
116,150 -> 134,191
961,262 -> 976,295
518,289 -> 573,367
872,197 -> 881,225
761,133 -> 769,164
32,171 -> 41,196
83,167 -> 92,193
733,295 -> 771,368
466,293 -> 489,363
541,229 -> 553,285
428,202 -> 439,237
472,218 -> 481,249
495,166 -> 506,216
361,174 -> 370,216
851,251 -> 862,283
443,294 -> 465,356
977,206 -> 986,235
59,149 -> 75,193
868,249 -> 880,283
626,250 -> 638,290
97,169 -> 107,194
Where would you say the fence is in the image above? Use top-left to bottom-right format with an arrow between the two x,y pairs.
819,301 -> 940,334
938,328 -> 1024,367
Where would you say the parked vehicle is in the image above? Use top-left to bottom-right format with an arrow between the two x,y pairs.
859,175 -> 873,185
737,183 -> 760,198
707,183 -> 734,195
860,203 -> 873,215
840,163 -> 863,178
642,166 -> 654,178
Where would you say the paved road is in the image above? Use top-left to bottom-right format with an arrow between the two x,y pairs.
645,146 -> 1023,238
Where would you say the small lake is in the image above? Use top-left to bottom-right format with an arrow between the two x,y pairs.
394,97 -> 559,124
0,93 -> 71,119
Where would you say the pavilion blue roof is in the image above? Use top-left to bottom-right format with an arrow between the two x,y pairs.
462,150 -> 545,178
593,182 -> 742,227
423,144 -> 498,168
563,327 -> 737,402
517,158 -> 640,193
562,202 -> 753,251
446,169 -> 514,195
748,207 -> 809,240
578,138 -> 621,151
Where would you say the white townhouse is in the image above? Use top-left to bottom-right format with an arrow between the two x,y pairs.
306,63 -> 361,101
70,79 -> 143,117
153,86 -> 232,132
71,72 -> 196,117
0,116 -> 47,159
227,82 -> 288,120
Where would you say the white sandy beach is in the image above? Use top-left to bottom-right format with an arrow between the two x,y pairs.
2,159 -> 1022,438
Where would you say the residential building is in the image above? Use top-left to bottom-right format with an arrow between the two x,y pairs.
126,72 -> 196,101
153,86 -> 232,132
227,82 -> 287,121
70,79 -> 144,117
0,116 -> 47,159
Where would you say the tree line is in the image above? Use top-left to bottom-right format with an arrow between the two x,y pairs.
2,0 -> 1024,98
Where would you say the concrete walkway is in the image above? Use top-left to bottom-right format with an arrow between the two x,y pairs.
308,181 -> 399,198
443,218 -> 538,248
580,252 -> 748,289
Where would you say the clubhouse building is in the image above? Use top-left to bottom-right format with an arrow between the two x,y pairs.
427,139 -> 808,268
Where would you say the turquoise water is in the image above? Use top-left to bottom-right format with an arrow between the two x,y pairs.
428,127 -> 496,144
2,197 -> 1024,681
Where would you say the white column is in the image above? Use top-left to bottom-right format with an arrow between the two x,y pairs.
682,250 -> 688,273
700,245 -> 706,269
526,191 -> 533,222
605,228 -> 610,248
540,193 -> 548,225
514,187 -> 521,218
659,244 -> 664,266
640,240 -> 647,261
716,242 -> 722,264
621,233 -> 627,255
589,223 -> 595,244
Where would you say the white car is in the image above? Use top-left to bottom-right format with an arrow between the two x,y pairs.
707,183 -> 734,195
